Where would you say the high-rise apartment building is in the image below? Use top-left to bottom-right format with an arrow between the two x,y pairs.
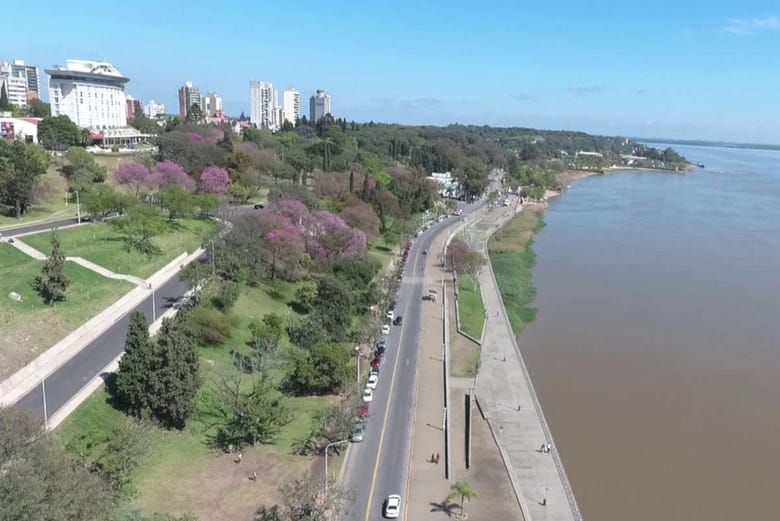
283,88 -> 300,126
125,95 -> 142,120
0,62 -> 29,108
249,81 -> 280,130
309,90 -> 332,123
10,60 -> 41,98
46,60 -> 129,129
202,92 -> 223,117
144,99 -> 166,118
178,82 -> 201,118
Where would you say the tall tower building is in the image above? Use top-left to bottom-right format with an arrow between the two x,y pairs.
283,89 -> 300,126
178,82 -> 201,118
202,92 -> 223,117
4,60 -> 41,99
249,81 -> 279,130
46,60 -> 129,129
309,90 -> 332,123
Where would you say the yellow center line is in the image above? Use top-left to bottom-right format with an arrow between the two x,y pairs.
363,248 -> 422,520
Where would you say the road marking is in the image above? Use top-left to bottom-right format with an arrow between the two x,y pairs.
363,249 -> 424,521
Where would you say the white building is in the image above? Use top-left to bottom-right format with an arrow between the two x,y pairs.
144,99 -> 166,118
0,62 -> 29,108
46,60 -> 129,130
283,88 -> 300,126
309,89 -> 332,122
202,92 -> 223,116
249,80 -> 280,130
0,117 -> 40,143
10,60 -> 41,98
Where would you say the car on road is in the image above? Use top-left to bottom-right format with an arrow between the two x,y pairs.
362,388 -> 374,402
381,324 -> 390,335
383,495 -> 402,518
366,373 -> 379,390
422,249 -> 427,255
253,203 -> 265,209
375,344 -> 386,357
359,402 -> 370,418
350,424 -> 365,443
386,309 -> 394,321
371,355 -> 382,370
393,315 -> 403,326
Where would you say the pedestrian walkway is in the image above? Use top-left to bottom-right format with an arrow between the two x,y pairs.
473,207 -> 582,521
6,237 -> 47,260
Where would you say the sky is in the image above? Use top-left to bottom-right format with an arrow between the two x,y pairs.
5,0 -> 780,143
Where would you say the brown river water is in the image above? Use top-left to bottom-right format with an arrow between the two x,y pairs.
518,144 -> 780,521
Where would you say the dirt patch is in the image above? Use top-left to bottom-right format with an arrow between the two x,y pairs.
555,169 -> 602,190
134,446 -> 311,521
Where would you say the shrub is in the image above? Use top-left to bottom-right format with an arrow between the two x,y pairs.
189,305 -> 238,345
211,280 -> 240,311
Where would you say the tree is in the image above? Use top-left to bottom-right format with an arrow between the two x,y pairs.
109,202 -> 167,255
0,140 -> 50,217
114,160 -> 155,198
158,185 -> 194,221
128,113 -> 160,135
62,146 -> 107,192
293,281 -> 318,313
38,231 -> 71,304
80,127 -> 93,146
340,203 -> 380,242
313,276 -> 353,338
211,372 -> 291,448
27,98 -> 51,117
285,342 -> 353,395
149,317 -> 201,428
0,83 -> 9,110
448,481 -> 477,515
153,160 -> 196,191
114,311 -> 155,416
38,114 -> 80,150
82,184 -> 131,221
199,165 -> 229,194
0,408 -> 113,521
253,473 -> 349,521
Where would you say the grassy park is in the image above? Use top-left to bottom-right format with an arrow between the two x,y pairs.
0,243 -> 133,380
24,218 -> 216,278
457,273 -> 485,340
488,210 -> 544,334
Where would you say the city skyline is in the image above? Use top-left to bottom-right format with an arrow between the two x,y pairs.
3,0 -> 780,143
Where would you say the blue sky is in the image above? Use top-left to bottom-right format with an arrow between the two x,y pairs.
5,0 -> 780,142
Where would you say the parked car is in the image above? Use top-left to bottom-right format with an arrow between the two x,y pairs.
375,344 -> 386,357
386,309 -> 394,321
351,424 -> 365,443
393,316 -> 403,326
359,402 -> 370,418
362,388 -> 374,402
381,324 -> 390,335
422,249 -> 427,255
383,495 -> 402,519
253,203 -> 265,209
371,355 -> 382,369
367,373 -> 379,390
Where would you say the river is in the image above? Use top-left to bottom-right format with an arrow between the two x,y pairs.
519,144 -> 780,521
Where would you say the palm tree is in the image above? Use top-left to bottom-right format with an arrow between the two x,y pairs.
80,128 -> 92,146
448,481 -> 477,515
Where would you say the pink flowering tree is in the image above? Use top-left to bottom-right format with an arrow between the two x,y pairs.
268,199 -> 311,227
340,203 -> 380,242
199,166 -> 230,195
308,211 -> 366,260
153,160 -> 196,192
314,174 -> 345,200
188,132 -> 207,143
114,161 -> 155,198
264,214 -> 306,280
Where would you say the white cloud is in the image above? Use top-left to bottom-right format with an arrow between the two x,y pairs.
724,16 -> 780,34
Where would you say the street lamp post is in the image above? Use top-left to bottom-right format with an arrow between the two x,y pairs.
41,375 -> 48,430
324,439 -> 350,501
75,191 -> 81,224
148,283 -> 156,322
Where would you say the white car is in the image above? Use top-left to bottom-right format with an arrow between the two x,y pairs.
386,309 -> 395,321
383,494 -> 402,518
381,324 -> 390,335
362,388 -> 374,402
367,373 -> 379,390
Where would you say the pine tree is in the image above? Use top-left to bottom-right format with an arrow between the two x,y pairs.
115,311 -> 155,416
151,317 -> 201,428
39,231 -> 70,304
0,83 -> 9,110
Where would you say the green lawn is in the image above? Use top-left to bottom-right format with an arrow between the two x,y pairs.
457,273 -> 485,339
24,218 -> 216,278
488,211 -> 544,334
0,200 -> 78,229
0,243 -> 133,380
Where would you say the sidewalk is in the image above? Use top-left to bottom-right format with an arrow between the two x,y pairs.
0,248 -> 203,410
473,206 -> 582,521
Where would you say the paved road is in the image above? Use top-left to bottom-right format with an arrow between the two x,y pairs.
0,217 -> 80,236
12,275 -> 190,418
342,202 -> 487,521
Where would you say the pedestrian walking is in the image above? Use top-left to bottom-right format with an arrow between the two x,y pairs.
431,453 -> 436,463
540,443 -> 546,453
546,443 -> 552,454
436,453 -> 440,464
236,451 -> 243,464
250,471 -> 257,481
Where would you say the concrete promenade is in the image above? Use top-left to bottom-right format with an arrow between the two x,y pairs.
474,205 -> 582,521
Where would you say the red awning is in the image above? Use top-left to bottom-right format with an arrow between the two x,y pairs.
91,133 -> 104,140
